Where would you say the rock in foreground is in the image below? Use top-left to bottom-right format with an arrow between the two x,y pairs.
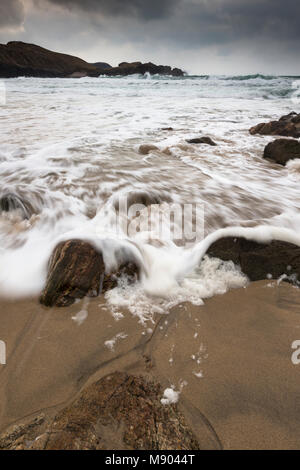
250,112 -> 300,138
40,240 -> 104,307
207,237 -> 300,282
263,138 -> 300,165
0,373 -> 199,450
40,240 -> 140,308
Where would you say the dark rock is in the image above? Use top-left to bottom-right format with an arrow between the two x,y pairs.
104,61 -> 184,77
40,240 -> 140,308
0,42 -> 184,79
0,193 -> 34,219
207,237 -> 300,282
91,62 -> 112,71
40,240 -> 105,308
186,137 -> 217,146
103,262 -> 139,291
0,41 -> 100,78
0,373 -> 200,450
263,138 -> 300,165
250,112 -> 300,138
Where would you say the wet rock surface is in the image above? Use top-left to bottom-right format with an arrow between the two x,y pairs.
250,112 -> 300,138
263,138 -> 300,165
0,193 -> 35,219
207,237 -> 300,282
0,373 -> 200,450
40,240 -> 140,308
138,144 -> 159,155
40,240 -> 105,307
186,137 -> 217,146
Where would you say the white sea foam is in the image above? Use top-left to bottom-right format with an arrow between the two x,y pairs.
0,75 -> 299,315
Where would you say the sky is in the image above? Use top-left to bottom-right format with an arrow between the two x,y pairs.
0,0 -> 299,75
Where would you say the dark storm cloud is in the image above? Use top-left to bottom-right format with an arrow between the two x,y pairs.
1,0 -> 300,73
0,0 -> 25,29
45,0 -> 178,20
42,0 -> 300,45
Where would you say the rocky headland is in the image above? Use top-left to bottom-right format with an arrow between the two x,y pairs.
0,42 -> 184,78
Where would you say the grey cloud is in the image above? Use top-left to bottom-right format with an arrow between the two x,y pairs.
41,0 -> 300,46
44,0 -> 179,20
0,0 -> 25,29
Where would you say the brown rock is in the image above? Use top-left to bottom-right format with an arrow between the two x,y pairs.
263,138 -> 300,165
207,237 -> 300,282
40,240 -> 140,308
138,144 -> 159,155
102,262 -> 139,291
186,137 -> 217,146
40,240 -> 105,307
0,373 -> 200,450
250,112 -> 300,138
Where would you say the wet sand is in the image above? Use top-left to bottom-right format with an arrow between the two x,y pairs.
0,281 -> 300,449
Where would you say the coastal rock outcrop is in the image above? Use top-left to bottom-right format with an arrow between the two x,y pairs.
40,240 -> 140,308
263,138 -> 300,165
186,137 -> 217,146
250,112 -> 300,138
207,237 -> 300,282
0,373 -> 200,450
0,42 -> 185,78
103,61 -> 184,77
0,41 -> 100,78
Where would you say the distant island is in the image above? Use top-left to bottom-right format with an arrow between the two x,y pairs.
0,41 -> 184,78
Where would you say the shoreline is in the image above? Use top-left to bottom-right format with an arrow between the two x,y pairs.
1,280 -> 300,449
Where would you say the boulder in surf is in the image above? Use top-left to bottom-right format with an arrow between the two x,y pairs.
263,138 -> 300,165
186,137 -> 217,146
0,193 -> 34,219
250,112 -> 300,138
207,237 -> 300,283
40,240 -> 140,308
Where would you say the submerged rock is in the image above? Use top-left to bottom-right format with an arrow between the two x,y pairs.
263,138 -> 300,165
103,262 -> 139,291
0,373 -> 200,450
0,193 -> 34,219
207,237 -> 300,282
186,137 -> 217,146
138,144 -> 159,155
250,112 -> 300,138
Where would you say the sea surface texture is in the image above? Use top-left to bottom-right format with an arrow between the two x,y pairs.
0,73 -> 300,317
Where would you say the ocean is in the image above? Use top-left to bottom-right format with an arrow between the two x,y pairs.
0,73 -> 300,320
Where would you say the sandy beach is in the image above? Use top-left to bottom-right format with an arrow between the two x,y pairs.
1,280 -> 299,449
